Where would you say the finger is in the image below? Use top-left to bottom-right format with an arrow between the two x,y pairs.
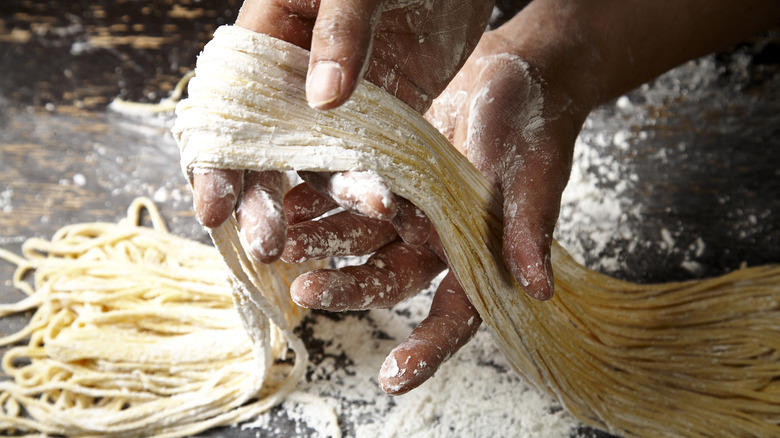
299,170 -> 398,221
391,197 -> 432,246
192,168 -> 242,228
424,230 -> 448,264
306,0 -> 383,109
236,170 -> 287,263
281,210 -> 397,263
457,56 -> 577,301
500,134 -> 573,301
235,0 -> 317,47
378,271 -> 481,395
502,197 -> 557,301
290,241 -> 446,311
284,182 -> 338,225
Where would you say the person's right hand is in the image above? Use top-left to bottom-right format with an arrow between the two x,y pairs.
191,0 -> 494,264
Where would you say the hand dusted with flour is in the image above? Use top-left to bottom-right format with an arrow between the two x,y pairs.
425,34 -> 584,301
173,25 -> 780,437
192,0 -> 494,267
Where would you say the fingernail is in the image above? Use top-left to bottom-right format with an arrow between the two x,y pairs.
307,61 -> 343,109
290,274 -> 332,309
378,348 -> 409,395
329,171 -> 397,220
508,262 -> 529,288
509,257 -> 554,301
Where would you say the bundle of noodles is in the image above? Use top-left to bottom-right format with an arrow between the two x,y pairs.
172,25 -> 780,437
0,198 -> 329,437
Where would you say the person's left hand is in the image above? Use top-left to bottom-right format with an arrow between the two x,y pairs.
281,183 -> 482,395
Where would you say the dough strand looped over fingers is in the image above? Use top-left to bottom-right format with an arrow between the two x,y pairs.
173,25 -> 780,438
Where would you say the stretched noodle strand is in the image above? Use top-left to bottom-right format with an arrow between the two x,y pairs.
172,25 -> 780,438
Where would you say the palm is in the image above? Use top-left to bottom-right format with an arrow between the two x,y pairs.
366,1 -> 494,112
426,32 -> 583,299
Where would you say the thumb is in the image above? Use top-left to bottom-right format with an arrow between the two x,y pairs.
502,189 -> 558,301
306,0 -> 383,109
500,130 -> 574,301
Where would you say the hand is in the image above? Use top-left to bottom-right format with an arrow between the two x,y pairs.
191,0 -> 494,263
425,31 -> 589,300
281,183 -> 482,395
278,7 -> 593,394
421,0 -> 780,299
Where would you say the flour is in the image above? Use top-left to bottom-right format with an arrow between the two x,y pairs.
556,44 -> 779,280
556,119 -> 642,273
73,173 -> 87,186
245,286 -> 581,438
0,188 -> 13,214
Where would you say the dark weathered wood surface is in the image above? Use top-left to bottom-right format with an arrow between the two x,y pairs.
1,1 -> 778,437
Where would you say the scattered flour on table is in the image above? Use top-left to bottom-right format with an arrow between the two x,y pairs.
0,188 -> 13,214
72,173 -> 87,186
555,53 -> 740,277
555,49 -> 777,278
556,116 -> 643,273
245,281 -> 580,438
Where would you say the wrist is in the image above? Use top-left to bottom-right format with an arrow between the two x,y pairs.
492,0 -> 780,110
474,26 -> 595,145
487,3 -> 605,113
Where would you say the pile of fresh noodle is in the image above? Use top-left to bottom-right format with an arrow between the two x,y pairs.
0,198 -> 332,437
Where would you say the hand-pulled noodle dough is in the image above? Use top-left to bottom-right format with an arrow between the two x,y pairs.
173,25 -> 780,438
0,198 -> 331,437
